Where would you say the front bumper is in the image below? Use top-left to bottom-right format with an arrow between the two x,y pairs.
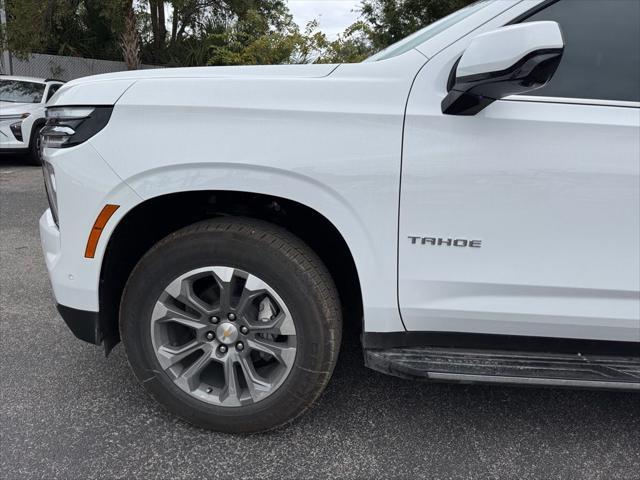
43,204 -> 104,346
38,143 -> 139,307
57,304 -> 101,344
0,117 -> 32,150
0,147 -> 29,155
0,128 -> 28,150
38,142 -> 141,348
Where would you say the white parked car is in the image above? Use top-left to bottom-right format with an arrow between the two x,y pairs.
0,76 -> 64,164
39,0 -> 639,433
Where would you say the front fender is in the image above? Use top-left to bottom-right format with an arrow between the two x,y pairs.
89,55 -> 426,333
111,162 -> 402,333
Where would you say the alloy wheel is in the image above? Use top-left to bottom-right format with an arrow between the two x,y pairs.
150,266 -> 297,406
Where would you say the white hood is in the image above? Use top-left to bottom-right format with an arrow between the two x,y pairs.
51,63 -> 341,107
65,63 -> 340,88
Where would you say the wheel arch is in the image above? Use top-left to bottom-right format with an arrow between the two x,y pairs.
99,190 -> 364,353
27,117 -> 46,152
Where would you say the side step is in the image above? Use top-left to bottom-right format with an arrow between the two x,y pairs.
365,347 -> 640,391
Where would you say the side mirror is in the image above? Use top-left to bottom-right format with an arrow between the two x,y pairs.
442,21 -> 564,116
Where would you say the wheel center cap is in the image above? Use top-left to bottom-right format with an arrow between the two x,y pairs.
216,322 -> 239,345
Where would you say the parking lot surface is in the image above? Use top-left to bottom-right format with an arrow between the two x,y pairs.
1,160 -> 639,480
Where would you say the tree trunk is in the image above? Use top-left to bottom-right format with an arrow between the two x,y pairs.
149,0 -> 158,44
170,5 -> 178,47
157,1 -> 167,47
121,2 -> 140,70
149,0 -> 166,59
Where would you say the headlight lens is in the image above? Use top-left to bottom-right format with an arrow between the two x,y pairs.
41,106 -> 112,149
46,107 -> 95,119
0,112 -> 30,121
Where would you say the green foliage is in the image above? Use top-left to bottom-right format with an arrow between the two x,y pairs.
141,0 -> 297,66
318,0 -> 478,63
206,8 -> 298,65
3,0 -> 478,66
5,0 -> 125,60
358,0 -> 477,50
316,21 -> 373,64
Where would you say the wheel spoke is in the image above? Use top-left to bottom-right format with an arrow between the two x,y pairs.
236,288 -> 265,318
211,266 -> 237,310
174,344 -> 213,392
152,298 -> 207,330
239,357 -> 271,402
219,355 -> 242,405
180,278 -> 215,315
247,337 -> 296,367
164,273 -> 215,316
156,340 -> 204,370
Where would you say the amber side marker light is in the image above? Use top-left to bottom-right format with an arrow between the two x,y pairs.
85,204 -> 120,258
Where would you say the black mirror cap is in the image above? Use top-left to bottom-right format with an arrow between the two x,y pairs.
442,48 -> 563,116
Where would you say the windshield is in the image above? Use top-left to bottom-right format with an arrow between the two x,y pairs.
0,80 -> 46,103
366,0 -> 495,62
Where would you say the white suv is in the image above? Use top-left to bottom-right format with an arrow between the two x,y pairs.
0,76 -> 64,164
39,0 -> 640,433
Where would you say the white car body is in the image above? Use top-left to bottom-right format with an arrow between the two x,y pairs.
39,0 -> 639,360
0,76 -> 64,154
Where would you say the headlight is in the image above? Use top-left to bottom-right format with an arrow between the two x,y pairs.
41,106 -> 112,149
0,113 -> 30,121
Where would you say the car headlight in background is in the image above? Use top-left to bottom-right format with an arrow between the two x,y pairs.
0,112 -> 30,121
41,106 -> 113,149
0,113 -> 31,142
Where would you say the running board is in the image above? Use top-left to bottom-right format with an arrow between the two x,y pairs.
365,348 -> 640,391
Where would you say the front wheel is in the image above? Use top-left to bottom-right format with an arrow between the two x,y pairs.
120,218 -> 342,433
27,124 -> 43,166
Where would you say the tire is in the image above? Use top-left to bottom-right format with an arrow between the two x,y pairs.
120,217 -> 342,433
27,123 -> 43,166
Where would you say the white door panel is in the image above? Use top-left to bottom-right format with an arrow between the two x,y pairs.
400,90 -> 640,341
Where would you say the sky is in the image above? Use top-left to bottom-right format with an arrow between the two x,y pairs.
288,0 -> 361,39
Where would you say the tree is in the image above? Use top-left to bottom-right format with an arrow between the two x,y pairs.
358,0 -> 476,51
316,0 -> 478,64
206,9 -> 318,66
316,21 -> 373,64
121,0 -> 140,70
4,0 -> 126,60
3,0 -> 480,67
3,0 -> 297,66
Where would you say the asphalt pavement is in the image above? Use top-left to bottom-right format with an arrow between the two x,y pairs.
1,158 -> 639,480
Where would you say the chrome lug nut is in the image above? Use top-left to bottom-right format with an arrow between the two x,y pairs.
240,326 -> 249,335
227,313 -> 236,321
205,331 -> 215,341
236,342 -> 244,351
210,316 -> 219,324
219,345 -> 228,354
